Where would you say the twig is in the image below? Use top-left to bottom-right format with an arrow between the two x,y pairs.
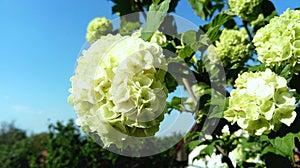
215,144 -> 235,168
181,78 -> 234,167
171,106 -> 195,113
182,78 -> 200,114
243,21 -> 253,41
182,78 -> 197,106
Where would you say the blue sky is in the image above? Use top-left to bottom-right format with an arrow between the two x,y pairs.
0,0 -> 299,134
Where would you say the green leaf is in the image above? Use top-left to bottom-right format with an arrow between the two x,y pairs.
262,132 -> 300,163
247,63 -> 266,72
200,142 -> 216,156
223,18 -> 237,29
261,0 -> 276,19
272,64 -> 292,82
186,140 -> 202,151
181,30 -> 197,45
201,10 -> 235,42
207,96 -> 227,119
178,46 -> 194,60
279,65 -> 291,80
184,132 -> 203,141
180,30 -> 210,52
169,97 -> 181,106
167,96 -> 188,110
188,0 -> 225,20
259,135 -> 269,142
141,0 -> 171,41
164,72 -> 178,93
188,0 -> 205,19
152,0 -> 160,5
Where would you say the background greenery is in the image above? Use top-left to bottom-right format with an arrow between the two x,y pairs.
0,120 -> 186,168
2,0 -> 300,167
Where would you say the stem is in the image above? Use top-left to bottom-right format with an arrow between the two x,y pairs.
215,144 -> 235,168
182,78 -> 200,114
182,78 -> 197,105
171,106 -> 195,113
243,21 -> 253,41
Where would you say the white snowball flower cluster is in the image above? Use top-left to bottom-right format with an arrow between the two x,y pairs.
253,9 -> 300,72
229,144 -> 264,166
215,29 -> 251,68
229,0 -> 263,21
86,17 -> 113,43
224,69 -> 297,135
187,145 -> 227,168
68,34 -> 168,148
220,125 -> 264,166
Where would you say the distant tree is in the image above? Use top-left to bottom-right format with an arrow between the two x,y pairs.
0,122 -> 26,146
0,122 -> 48,168
0,120 -> 184,167
45,119 -> 183,168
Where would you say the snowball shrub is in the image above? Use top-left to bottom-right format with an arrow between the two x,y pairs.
68,34 -> 168,148
229,0 -> 263,21
86,17 -> 113,43
224,69 -> 296,136
253,9 -> 300,72
215,29 -> 251,68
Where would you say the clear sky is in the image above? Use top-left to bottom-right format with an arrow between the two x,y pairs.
0,0 -> 299,134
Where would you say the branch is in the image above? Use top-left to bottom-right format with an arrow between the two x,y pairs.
182,78 -> 197,105
182,78 -> 200,114
243,21 -> 253,41
215,144 -> 235,168
193,71 -> 229,98
169,105 -> 195,113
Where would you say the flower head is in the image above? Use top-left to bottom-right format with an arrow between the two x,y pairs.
229,0 -> 263,21
215,29 -> 251,68
86,17 -> 113,43
224,69 -> 296,135
69,34 -> 168,148
253,9 -> 300,72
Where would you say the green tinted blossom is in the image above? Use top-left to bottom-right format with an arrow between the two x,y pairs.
215,29 -> 251,68
253,9 -> 300,72
132,30 -> 167,46
224,69 -> 296,135
229,0 -> 263,21
86,17 -> 113,43
150,31 -> 167,46
68,34 -> 168,148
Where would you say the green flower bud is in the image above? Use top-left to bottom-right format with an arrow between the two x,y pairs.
150,31 -> 167,46
86,17 -> 113,43
229,0 -> 263,21
215,29 -> 251,68
132,30 -> 167,47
